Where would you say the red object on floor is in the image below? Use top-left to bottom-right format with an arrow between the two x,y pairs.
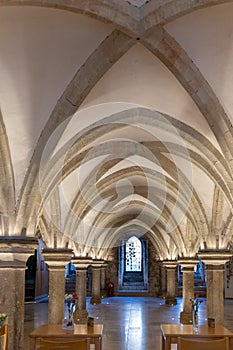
107,281 -> 114,297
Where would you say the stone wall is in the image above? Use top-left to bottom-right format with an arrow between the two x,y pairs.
106,246 -> 119,289
147,240 -> 161,296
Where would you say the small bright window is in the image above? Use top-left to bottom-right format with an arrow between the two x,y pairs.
125,236 -> 142,272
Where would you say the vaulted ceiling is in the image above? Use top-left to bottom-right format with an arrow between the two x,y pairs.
0,0 -> 233,260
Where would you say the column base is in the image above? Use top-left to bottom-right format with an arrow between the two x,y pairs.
90,295 -> 101,305
180,311 -> 192,324
73,309 -> 88,324
165,296 -> 177,306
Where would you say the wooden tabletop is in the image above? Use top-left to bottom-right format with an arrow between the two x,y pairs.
160,324 -> 233,337
29,324 -> 103,339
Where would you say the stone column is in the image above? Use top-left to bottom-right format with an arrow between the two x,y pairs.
158,261 -> 167,297
0,236 -> 38,350
90,260 -> 104,305
199,250 -> 232,325
163,260 -> 177,306
179,258 -> 198,324
72,257 -> 92,323
42,248 -> 73,324
100,262 -> 108,293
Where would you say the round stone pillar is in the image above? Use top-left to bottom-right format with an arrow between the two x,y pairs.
199,250 -> 232,325
163,260 -> 177,306
179,258 -> 198,324
90,260 -> 104,305
0,236 -> 38,350
72,257 -> 92,323
42,248 -> 73,324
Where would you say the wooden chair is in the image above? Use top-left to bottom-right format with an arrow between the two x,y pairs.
36,337 -> 90,350
178,337 -> 229,350
0,324 -> 8,350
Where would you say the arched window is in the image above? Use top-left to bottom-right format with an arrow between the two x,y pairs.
125,236 -> 142,272
118,236 -> 148,291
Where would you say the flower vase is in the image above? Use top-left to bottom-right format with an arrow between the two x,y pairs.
62,314 -> 74,331
0,325 -> 4,336
62,305 -> 74,331
0,319 -> 7,336
192,310 -> 198,333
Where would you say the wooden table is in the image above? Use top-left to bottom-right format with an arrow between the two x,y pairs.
29,324 -> 103,350
160,324 -> 233,350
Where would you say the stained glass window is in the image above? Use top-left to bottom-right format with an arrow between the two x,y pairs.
125,236 -> 142,272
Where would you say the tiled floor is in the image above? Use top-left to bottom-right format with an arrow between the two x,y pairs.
24,296 -> 233,350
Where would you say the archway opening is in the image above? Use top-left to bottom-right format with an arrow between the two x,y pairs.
118,236 -> 148,291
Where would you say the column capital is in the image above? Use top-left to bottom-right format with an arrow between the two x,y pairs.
0,236 -> 38,268
42,248 -> 73,268
72,256 -> 92,269
198,250 -> 232,266
101,262 -> 108,268
91,259 -> 105,268
163,259 -> 177,269
178,257 -> 199,270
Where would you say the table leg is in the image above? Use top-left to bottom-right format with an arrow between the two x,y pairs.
99,336 -> 102,350
94,336 -> 102,350
229,336 -> 233,350
29,338 -> 36,350
162,335 -> 165,350
165,336 -> 171,350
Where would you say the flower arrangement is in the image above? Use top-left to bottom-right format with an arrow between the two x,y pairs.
62,293 -> 78,330
190,294 -> 203,314
65,293 -> 78,320
0,313 -> 7,328
190,294 -> 203,331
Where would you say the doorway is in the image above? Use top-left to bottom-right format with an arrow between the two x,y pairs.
118,236 -> 148,291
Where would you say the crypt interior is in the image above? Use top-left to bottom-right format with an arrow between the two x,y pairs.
1,1 -> 233,349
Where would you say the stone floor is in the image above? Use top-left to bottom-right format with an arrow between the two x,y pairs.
24,296 -> 233,350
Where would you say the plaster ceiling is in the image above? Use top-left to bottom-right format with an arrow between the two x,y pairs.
0,1 -> 233,260
165,2 -> 233,125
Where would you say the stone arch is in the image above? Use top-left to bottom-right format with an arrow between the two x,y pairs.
142,28 -> 233,170
15,30 -> 135,234
140,0 -> 233,32
0,109 -> 15,234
